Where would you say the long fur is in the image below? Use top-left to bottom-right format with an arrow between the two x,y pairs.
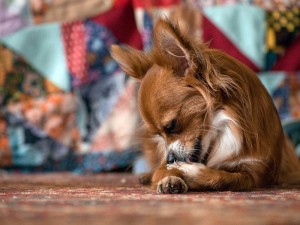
111,18 -> 300,193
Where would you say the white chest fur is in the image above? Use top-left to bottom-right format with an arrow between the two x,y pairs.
202,111 -> 242,167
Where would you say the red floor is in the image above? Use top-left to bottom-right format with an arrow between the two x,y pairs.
0,173 -> 300,225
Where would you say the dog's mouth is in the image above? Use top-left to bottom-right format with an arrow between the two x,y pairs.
167,138 -> 202,164
166,150 -> 201,164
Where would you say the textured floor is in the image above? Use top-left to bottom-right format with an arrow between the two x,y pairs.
0,173 -> 300,225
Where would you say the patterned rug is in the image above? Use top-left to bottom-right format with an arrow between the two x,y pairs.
0,173 -> 300,225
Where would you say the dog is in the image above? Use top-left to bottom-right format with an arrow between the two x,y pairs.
111,18 -> 300,194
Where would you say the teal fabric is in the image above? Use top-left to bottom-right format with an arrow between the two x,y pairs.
259,72 -> 286,94
204,4 -> 266,69
0,23 -> 70,91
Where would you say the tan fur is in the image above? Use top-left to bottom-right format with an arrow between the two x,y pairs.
111,18 -> 300,193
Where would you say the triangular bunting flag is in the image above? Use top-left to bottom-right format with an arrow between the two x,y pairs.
0,23 -> 70,91
204,4 -> 265,69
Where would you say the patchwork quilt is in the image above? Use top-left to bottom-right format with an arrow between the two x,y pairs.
0,0 -> 299,172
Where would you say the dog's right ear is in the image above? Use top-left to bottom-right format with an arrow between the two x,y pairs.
111,45 -> 151,80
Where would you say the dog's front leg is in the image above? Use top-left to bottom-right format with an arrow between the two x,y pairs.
169,162 -> 263,191
151,164 -> 188,194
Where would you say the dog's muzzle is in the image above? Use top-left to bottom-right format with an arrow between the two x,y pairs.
166,138 -> 202,164
166,150 -> 201,164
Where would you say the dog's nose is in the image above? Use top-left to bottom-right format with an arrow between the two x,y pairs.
167,152 -> 176,164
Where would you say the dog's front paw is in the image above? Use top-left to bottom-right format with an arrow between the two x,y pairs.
157,176 -> 188,194
138,172 -> 152,185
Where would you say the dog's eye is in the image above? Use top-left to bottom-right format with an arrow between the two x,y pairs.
164,119 -> 178,134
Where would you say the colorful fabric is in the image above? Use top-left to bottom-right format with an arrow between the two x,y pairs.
259,72 -> 300,121
0,46 -> 57,106
92,0 -> 143,50
0,117 -> 12,167
89,79 -> 139,152
270,34 -> 300,72
203,4 -> 266,69
194,0 -> 299,10
199,4 -> 300,124
30,0 -> 114,24
0,0 -> 32,37
62,22 -> 87,87
202,11 -> 261,72
265,7 -> 300,70
1,0 -> 300,172
0,0 -> 141,172
0,44 -> 79,167
1,23 -> 70,91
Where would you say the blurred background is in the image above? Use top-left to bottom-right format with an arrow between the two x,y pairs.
0,0 -> 300,174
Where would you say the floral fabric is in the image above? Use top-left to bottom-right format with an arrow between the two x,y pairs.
0,0 -> 141,172
0,0 -> 300,172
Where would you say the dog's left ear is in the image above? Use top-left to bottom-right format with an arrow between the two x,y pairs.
111,45 -> 151,80
153,19 -> 205,76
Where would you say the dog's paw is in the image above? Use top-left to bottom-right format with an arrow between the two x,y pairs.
157,176 -> 188,194
138,172 -> 152,185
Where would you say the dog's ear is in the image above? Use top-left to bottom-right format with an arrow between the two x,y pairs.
153,18 -> 205,76
111,45 -> 151,80
154,19 -> 228,94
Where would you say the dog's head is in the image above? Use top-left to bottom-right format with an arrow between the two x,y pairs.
111,19 -> 248,165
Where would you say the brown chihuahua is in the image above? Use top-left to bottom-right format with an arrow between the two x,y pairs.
111,18 -> 300,194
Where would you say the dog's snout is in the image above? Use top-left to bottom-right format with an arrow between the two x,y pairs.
167,152 -> 176,164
